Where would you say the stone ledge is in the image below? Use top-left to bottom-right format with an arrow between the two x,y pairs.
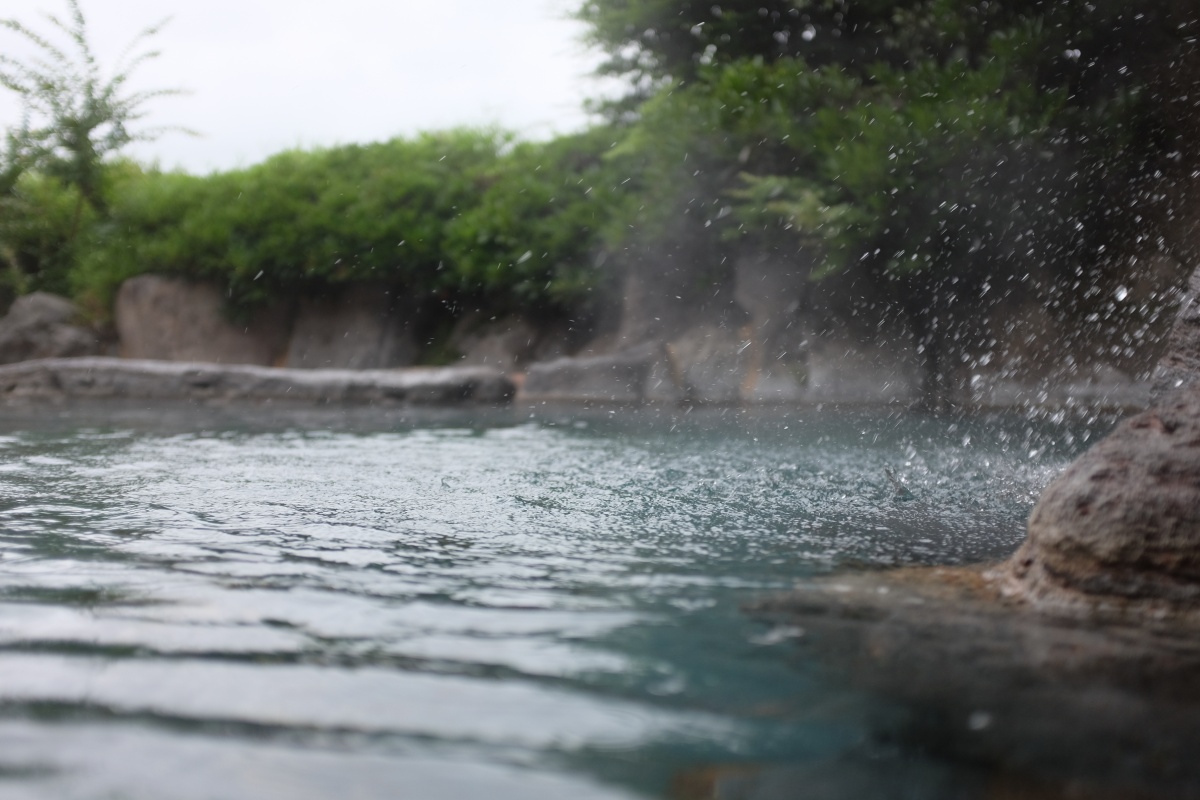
748,566 -> 1200,797
0,357 -> 515,406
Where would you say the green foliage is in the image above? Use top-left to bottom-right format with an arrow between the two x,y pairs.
0,169 -> 95,302
2,0 -> 1195,395
581,0 -> 1198,284
72,128 -> 625,320
572,0 -> 1199,408
0,0 -> 185,213
442,128 -> 623,311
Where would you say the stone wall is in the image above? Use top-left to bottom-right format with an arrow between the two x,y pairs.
116,276 -> 292,366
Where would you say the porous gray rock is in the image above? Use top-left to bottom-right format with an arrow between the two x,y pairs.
284,285 -> 417,369
1007,388 -> 1200,606
0,292 -> 99,364
116,275 -> 292,365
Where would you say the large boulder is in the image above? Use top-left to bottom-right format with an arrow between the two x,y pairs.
520,343 -> 666,404
1007,389 -> 1200,606
805,330 -> 921,405
116,276 -> 292,365
664,323 -> 750,404
1001,265 -> 1200,608
450,314 -> 568,372
733,251 -> 810,404
284,285 -> 416,369
0,293 -> 99,364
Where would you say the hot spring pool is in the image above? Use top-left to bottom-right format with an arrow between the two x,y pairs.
0,403 -> 1112,799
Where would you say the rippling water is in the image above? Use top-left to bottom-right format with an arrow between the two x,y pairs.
0,403 -> 1111,799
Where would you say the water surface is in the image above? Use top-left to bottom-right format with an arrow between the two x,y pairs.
0,403 -> 1109,799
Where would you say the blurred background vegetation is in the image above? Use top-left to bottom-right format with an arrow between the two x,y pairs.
1,0 -> 1197,373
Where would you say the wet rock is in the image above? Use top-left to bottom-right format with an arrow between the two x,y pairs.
115,275 -> 291,365
520,343 -> 665,404
284,284 -> 417,369
0,357 -> 514,406
1006,388 -> 1200,606
0,293 -> 99,364
750,567 -> 1200,799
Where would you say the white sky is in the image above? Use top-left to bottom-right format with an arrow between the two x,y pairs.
0,0 -> 611,174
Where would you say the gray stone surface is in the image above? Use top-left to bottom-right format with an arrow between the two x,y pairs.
284,285 -> 417,369
805,333 -> 921,405
520,343 -> 663,404
116,275 -> 292,365
665,323 -> 750,404
1006,388 -> 1200,606
0,293 -> 99,364
750,567 -> 1200,799
733,251 -> 811,404
0,357 -> 514,406
451,315 -> 545,372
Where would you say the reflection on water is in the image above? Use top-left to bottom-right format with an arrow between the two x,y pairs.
0,403 -> 1109,798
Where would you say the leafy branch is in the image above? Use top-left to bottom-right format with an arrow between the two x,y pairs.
0,0 -> 190,215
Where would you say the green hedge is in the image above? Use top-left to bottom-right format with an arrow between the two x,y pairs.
41,127 -> 626,321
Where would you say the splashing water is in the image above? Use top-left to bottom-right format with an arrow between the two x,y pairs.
0,403 -> 1112,799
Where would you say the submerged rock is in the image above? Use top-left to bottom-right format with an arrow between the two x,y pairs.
0,293 -> 99,364
741,265 -> 1200,798
750,566 -> 1200,799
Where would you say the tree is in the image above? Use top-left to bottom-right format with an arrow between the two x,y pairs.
578,0 -> 1200,409
0,0 -> 185,217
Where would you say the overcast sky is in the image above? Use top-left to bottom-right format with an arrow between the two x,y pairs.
0,0 -> 611,174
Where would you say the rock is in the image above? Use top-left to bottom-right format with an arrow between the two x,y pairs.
750,566 -> 1200,798
733,251 -> 811,404
520,343 -> 665,404
665,323 -> 750,404
1006,389 -> 1200,606
0,357 -> 514,406
740,363 -> 808,403
116,276 -> 291,365
450,315 -> 546,372
643,356 -> 686,403
1152,265 -> 1200,400
610,222 -> 747,348
284,285 -> 416,369
805,332 -> 921,405
0,292 -> 99,364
